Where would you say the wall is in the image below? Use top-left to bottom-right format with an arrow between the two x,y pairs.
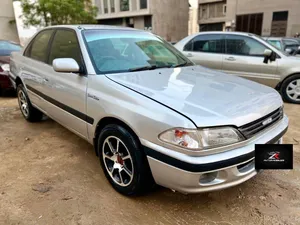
0,0 -> 19,42
133,16 -> 145,29
188,0 -> 199,35
150,0 -> 189,42
226,0 -> 300,36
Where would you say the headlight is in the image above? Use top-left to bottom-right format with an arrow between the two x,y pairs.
0,64 -> 10,72
159,127 -> 244,151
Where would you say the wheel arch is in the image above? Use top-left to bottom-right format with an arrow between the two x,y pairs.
93,117 -> 141,156
276,73 -> 300,90
15,76 -> 24,87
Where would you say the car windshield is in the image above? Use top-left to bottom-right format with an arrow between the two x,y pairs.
0,41 -> 21,56
83,30 -> 192,74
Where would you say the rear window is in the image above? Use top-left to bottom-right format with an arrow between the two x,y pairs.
267,40 -> 282,50
0,41 -> 21,56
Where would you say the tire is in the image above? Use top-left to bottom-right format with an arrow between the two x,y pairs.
97,124 -> 154,196
17,84 -> 44,122
280,74 -> 300,104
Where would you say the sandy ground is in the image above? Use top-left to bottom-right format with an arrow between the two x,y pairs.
0,96 -> 299,225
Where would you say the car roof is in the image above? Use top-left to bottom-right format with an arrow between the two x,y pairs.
192,31 -> 257,36
45,24 -> 140,32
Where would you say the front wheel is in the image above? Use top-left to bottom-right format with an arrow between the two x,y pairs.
17,84 -> 43,122
97,124 -> 154,196
281,74 -> 300,104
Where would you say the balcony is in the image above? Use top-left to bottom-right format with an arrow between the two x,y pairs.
199,1 -> 226,23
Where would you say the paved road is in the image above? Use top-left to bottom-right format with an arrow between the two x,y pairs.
0,97 -> 299,225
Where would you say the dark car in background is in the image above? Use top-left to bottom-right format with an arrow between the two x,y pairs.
0,40 -> 21,95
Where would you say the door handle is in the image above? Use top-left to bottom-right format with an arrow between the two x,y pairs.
43,78 -> 49,82
225,57 -> 236,61
186,53 -> 193,57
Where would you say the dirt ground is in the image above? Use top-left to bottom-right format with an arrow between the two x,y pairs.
0,96 -> 299,225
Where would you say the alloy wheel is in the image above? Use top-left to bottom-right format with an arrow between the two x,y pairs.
286,79 -> 300,102
102,136 -> 134,187
18,89 -> 29,117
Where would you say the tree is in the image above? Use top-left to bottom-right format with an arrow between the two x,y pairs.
19,0 -> 98,27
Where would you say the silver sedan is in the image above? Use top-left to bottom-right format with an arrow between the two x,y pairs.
10,25 -> 288,195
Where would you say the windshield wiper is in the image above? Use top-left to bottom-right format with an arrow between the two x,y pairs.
171,61 -> 188,68
129,65 -> 169,72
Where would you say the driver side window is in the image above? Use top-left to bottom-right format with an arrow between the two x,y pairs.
48,29 -> 83,68
226,35 -> 267,56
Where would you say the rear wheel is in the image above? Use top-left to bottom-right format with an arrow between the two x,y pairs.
17,84 -> 43,122
281,74 -> 300,104
97,124 -> 154,196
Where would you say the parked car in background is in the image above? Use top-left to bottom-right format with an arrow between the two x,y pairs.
9,25 -> 288,195
0,40 -> 21,94
175,32 -> 300,104
263,37 -> 300,55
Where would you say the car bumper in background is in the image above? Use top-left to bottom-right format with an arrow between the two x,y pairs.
0,72 -> 14,90
142,115 -> 289,194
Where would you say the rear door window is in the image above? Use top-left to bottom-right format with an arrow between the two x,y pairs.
184,34 -> 224,53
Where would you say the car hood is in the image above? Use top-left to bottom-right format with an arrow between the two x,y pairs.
106,66 -> 283,127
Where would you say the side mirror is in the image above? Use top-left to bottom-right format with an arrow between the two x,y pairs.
53,58 -> 80,73
263,49 -> 272,64
264,49 -> 272,57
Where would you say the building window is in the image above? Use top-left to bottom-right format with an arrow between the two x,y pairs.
236,13 -> 263,35
271,11 -> 288,37
110,0 -> 115,13
199,23 -> 223,32
144,16 -> 152,31
104,0 -> 108,13
120,0 -> 129,11
140,0 -> 147,9
199,1 -> 226,19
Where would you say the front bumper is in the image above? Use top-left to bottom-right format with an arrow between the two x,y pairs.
142,115 -> 289,194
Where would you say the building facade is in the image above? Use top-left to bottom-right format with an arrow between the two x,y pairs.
0,0 -> 19,42
94,0 -> 189,42
188,0 -> 199,35
198,0 -> 300,37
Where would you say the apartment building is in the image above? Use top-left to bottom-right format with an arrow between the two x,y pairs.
0,0 -> 19,42
199,0 -> 300,37
94,0 -> 189,42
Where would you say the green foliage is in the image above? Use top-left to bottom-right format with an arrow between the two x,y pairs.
19,0 -> 98,27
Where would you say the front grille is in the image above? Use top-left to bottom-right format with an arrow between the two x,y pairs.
238,107 -> 283,139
